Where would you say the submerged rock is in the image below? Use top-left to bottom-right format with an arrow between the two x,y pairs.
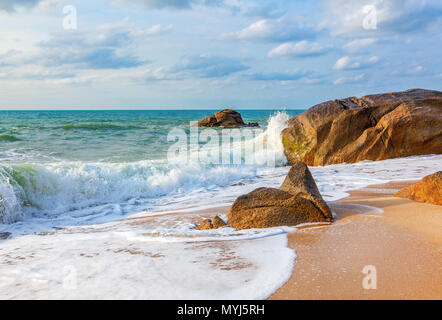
227,162 -> 332,230
282,89 -> 442,166
197,109 -> 260,128
394,171 -> 442,206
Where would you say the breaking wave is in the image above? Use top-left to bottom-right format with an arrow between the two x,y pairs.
0,112 -> 290,224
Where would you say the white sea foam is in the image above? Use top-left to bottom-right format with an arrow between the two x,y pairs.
0,112 -> 290,229
0,224 -> 295,299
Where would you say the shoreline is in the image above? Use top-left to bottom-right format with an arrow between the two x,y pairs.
270,180 -> 442,300
125,178 -> 442,299
1,174 -> 441,299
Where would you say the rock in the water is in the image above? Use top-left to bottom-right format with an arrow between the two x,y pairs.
196,216 -> 227,230
212,215 -> 227,229
197,219 -> 214,230
394,171 -> 442,206
227,187 -> 331,230
0,232 -> 11,240
197,109 -> 260,128
280,161 -> 332,220
282,89 -> 442,166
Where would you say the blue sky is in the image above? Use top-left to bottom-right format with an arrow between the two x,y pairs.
0,0 -> 441,109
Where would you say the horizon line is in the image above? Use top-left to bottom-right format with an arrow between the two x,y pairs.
0,107 -> 307,111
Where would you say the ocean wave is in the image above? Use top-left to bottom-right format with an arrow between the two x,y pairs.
51,123 -> 145,130
0,112 -> 289,224
0,134 -> 21,142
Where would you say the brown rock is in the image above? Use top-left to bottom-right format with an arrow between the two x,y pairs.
212,215 -> 227,229
394,172 -> 442,205
197,109 -> 260,128
280,161 -> 332,220
197,219 -> 213,230
196,216 -> 227,230
282,89 -> 442,166
227,188 -> 331,230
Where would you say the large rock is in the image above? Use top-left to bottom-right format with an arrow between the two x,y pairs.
282,89 -> 442,166
227,188 -> 331,230
227,162 -> 332,230
394,172 -> 442,206
197,109 -> 259,128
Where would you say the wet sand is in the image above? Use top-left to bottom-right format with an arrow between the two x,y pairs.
121,180 -> 442,299
270,181 -> 442,300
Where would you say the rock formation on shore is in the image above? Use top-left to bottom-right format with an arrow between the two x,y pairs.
227,162 -> 332,230
197,109 -> 259,128
394,171 -> 442,206
282,89 -> 442,166
196,216 -> 227,230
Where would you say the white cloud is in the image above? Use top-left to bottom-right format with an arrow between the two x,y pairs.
333,55 -> 379,70
268,41 -> 329,58
221,17 -> 316,42
333,74 -> 365,85
109,0 -> 222,9
343,38 -> 377,53
409,65 -> 423,73
97,19 -> 174,38
324,0 -> 442,36
333,56 -> 360,70
143,24 -> 174,36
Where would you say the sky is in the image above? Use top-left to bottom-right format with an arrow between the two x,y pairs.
0,0 -> 441,109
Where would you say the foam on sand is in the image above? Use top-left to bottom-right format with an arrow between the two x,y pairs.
0,223 -> 295,299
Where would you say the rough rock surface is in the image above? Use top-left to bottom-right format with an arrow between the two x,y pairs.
227,162 -> 332,230
196,216 -> 227,230
212,215 -> 227,229
280,161 -> 332,219
197,109 -> 259,128
227,188 -> 331,230
282,89 -> 442,166
394,171 -> 442,206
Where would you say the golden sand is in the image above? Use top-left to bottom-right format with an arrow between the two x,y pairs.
270,181 -> 442,300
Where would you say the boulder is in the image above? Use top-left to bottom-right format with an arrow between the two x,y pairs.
212,215 -> 227,229
196,216 -> 227,230
280,161 -> 332,219
394,171 -> 442,206
282,89 -> 442,166
197,109 -> 260,128
197,219 -> 214,230
227,188 -> 331,230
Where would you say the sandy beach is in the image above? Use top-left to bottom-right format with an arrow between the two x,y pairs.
126,179 -> 442,300
270,181 -> 442,300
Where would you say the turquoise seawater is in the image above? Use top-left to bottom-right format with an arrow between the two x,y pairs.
0,110 -> 303,233
0,110 -> 302,163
